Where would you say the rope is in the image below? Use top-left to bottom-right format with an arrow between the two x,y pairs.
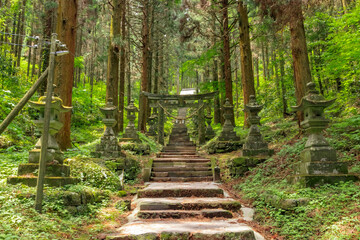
0,41 -> 40,48
157,102 -> 205,121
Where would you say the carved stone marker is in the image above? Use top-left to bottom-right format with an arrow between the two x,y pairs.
291,82 -> 358,187
205,107 -> 215,141
243,95 -> 273,156
92,98 -> 122,158
122,99 -> 140,142
218,98 -> 240,141
7,94 -> 78,187
147,114 -> 157,136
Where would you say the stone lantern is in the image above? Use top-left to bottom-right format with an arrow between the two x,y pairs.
243,95 -> 273,156
147,114 -> 157,136
92,98 -> 122,158
205,110 -> 215,140
7,94 -> 78,187
218,98 -> 240,141
123,99 -> 139,141
291,82 -> 358,187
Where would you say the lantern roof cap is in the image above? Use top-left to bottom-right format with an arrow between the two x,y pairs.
29,94 -> 72,112
292,82 -> 336,111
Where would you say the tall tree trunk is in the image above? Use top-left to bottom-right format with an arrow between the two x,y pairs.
238,1 -> 255,126
16,0 -> 27,68
222,0 -> 234,125
279,49 -> 288,117
54,0 -> 78,150
106,0 -> 121,134
139,0 -> 149,132
289,0 -> 312,124
119,0 -> 126,132
254,57 -> 260,88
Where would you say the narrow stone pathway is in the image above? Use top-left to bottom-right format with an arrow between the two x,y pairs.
108,109 -> 264,240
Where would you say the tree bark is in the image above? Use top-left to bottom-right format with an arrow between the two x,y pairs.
119,0 -> 126,132
289,0 -> 312,124
238,1 -> 255,126
139,0 -> 150,132
54,0 -> 78,150
222,0 -> 234,125
106,0 -> 121,134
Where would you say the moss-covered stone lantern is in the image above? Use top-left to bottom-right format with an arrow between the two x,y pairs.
290,82 -> 358,187
122,99 -> 139,142
147,114 -> 157,136
7,94 -> 78,187
243,95 -> 273,156
92,98 -> 122,158
205,110 -> 215,141
218,98 -> 240,141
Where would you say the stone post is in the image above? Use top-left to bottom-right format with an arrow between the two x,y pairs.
147,114 -> 157,136
218,98 -> 240,141
205,105 -> 215,140
123,99 -> 140,142
291,82 -> 358,187
92,98 -> 122,158
7,94 -> 78,187
158,100 -> 165,145
243,95 -> 273,156
198,99 -> 206,145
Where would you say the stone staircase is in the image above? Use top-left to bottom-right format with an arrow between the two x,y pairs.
151,122 -> 213,182
107,108 -> 263,239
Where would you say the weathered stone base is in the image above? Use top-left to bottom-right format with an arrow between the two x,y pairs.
7,176 -> 79,187
289,174 -> 359,187
120,142 -> 150,155
119,138 -> 141,143
229,156 -> 267,177
300,147 -> 337,162
17,163 -> 70,177
295,161 -> 349,175
242,148 -> 274,157
205,141 -> 243,154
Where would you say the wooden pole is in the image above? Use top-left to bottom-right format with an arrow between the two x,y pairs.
35,33 -> 57,213
158,101 -> 164,145
0,68 -> 49,136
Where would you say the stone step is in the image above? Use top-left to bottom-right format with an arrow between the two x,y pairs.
153,162 -> 211,168
138,183 -> 222,198
154,158 -> 210,162
137,209 -> 233,219
138,197 -> 242,211
167,143 -> 195,146
150,176 -> 213,182
153,166 -> 211,172
152,171 -> 212,178
156,154 -> 199,158
158,152 -> 197,156
107,220 -> 257,240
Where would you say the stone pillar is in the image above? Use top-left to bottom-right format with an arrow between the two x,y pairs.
7,94 -> 78,187
218,98 -> 240,141
291,82 -> 358,187
243,95 -> 273,156
158,100 -> 165,145
123,99 -> 140,142
205,105 -> 215,140
198,99 -> 206,145
92,98 -> 122,158
147,113 -> 157,136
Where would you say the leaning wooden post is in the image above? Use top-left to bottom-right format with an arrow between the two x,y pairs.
158,100 -> 165,145
0,68 -> 49,136
198,99 -> 206,145
35,33 -> 57,213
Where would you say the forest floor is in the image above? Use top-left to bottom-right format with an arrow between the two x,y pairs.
0,105 -> 359,239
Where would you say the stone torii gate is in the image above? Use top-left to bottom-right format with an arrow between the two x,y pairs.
142,90 -> 218,145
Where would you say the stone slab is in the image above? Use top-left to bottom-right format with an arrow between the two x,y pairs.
138,197 -> 241,211
109,220 -> 256,240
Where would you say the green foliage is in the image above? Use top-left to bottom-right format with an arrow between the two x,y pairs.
65,157 -> 122,191
0,184 -> 109,239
